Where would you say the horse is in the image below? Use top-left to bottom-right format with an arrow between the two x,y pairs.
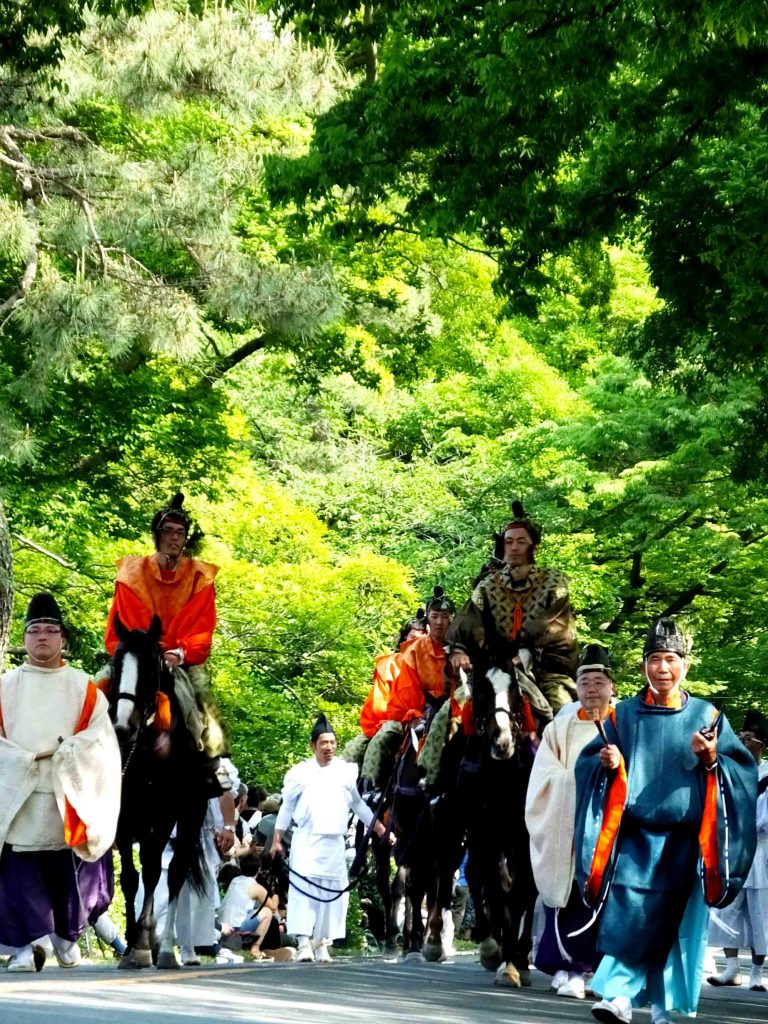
108,613 -> 211,969
422,649 -> 547,987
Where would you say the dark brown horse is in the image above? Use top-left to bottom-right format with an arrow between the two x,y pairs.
109,614 -> 210,969
422,652 -> 547,986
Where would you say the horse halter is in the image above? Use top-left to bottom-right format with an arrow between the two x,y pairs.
111,644 -> 164,776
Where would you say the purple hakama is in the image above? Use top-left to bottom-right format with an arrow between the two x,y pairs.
0,845 -> 113,945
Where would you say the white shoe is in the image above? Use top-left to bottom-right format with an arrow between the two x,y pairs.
215,948 -> 244,964
296,940 -> 314,963
7,946 -> 35,972
180,946 -> 200,966
313,939 -> 332,964
51,935 -> 81,968
591,996 -> 632,1023
650,1004 -> 671,1024
557,973 -> 586,999
707,957 -> 742,986
750,964 -> 766,991
550,969 -> 569,991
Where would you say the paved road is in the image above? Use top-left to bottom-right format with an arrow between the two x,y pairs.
0,953 -> 765,1024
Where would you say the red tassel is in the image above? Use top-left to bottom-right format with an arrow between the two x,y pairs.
520,694 -> 537,735
510,605 -> 523,640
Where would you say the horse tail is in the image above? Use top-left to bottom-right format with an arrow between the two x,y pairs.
167,778 -> 210,900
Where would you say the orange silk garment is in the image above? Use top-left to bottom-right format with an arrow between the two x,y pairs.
385,634 -> 447,723
104,555 -> 218,665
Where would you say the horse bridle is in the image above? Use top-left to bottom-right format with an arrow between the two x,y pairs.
112,651 -> 162,777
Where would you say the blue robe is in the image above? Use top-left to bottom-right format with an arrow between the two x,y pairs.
574,689 -> 756,1014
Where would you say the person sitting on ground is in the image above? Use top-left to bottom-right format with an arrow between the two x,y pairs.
218,854 -> 293,961
242,785 -> 268,824
707,708 -> 768,992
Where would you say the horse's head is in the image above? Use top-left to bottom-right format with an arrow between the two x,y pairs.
473,663 -> 523,760
110,613 -> 166,745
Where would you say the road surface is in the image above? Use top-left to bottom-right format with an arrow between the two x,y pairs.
1,952 -> 764,1024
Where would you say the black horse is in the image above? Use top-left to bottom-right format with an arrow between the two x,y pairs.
357,710 -> 448,960
422,651 -> 546,986
109,614 -> 210,969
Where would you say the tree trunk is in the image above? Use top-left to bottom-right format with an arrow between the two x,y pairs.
0,499 -> 13,670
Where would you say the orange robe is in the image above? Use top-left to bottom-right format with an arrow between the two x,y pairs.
360,652 -> 401,738
104,555 -> 218,666
384,634 -> 447,724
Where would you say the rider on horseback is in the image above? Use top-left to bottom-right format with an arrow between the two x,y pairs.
104,492 -> 226,761
360,588 -> 455,788
448,501 -> 577,713
104,492 -> 232,857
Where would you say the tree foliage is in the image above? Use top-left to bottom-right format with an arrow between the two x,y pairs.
2,2 -> 767,792
267,1 -> 768,381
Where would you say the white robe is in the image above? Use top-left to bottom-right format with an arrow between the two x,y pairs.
276,756 -> 373,941
0,662 -> 121,861
525,708 -> 603,908
708,760 -> 768,953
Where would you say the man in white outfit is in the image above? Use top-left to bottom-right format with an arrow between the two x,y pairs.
271,714 -> 390,962
708,708 -> 768,991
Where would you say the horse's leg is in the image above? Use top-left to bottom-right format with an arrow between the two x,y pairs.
132,837 -> 167,968
467,846 -> 501,971
510,849 -> 537,986
157,898 -> 181,969
374,838 -> 398,956
388,865 -> 406,955
402,868 -> 427,961
117,834 -> 143,971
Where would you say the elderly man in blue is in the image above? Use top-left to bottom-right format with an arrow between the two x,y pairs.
574,618 -> 757,1024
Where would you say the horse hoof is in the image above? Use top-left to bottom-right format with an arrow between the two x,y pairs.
518,967 -> 532,987
494,962 -> 521,988
421,943 -> 443,963
156,951 -> 181,970
479,937 -> 501,971
403,951 -> 425,963
118,950 -> 151,970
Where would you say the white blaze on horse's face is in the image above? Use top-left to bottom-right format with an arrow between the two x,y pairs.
115,651 -> 139,732
487,667 -> 515,760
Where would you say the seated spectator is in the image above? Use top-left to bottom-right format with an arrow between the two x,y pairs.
219,854 -> 293,961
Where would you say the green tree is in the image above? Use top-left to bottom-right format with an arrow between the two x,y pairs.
267,2 -> 768,380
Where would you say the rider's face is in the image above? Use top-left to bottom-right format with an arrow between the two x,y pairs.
427,609 -> 452,642
503,528 -> 534,567
312,732 -> 337,765
155,517 -> 187,560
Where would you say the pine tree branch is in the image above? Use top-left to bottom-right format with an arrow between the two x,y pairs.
0,128 -> 42,328
7,126 -> 90,146
12,534 -> 75,569
198,332 -> 280,388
